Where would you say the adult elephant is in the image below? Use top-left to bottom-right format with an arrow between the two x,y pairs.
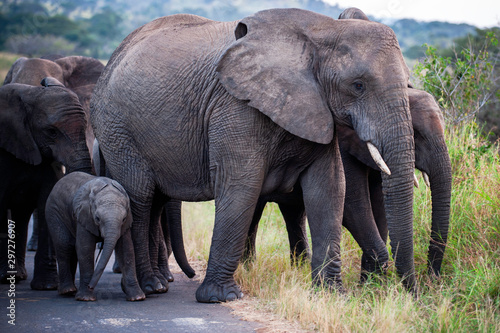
3,55 -> 104,155
0,78 -> 92,289
90,9 -> 416,302
244,88 -> 452,281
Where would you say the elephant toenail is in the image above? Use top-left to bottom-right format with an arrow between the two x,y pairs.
226,292 -> 238,302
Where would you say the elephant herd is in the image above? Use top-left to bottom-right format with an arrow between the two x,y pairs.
0,7 -> 451,302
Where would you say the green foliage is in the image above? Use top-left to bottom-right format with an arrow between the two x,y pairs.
413,31 -> 498,125
0,1 -> 125,59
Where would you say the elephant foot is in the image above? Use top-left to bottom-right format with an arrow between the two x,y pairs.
0,265 -> 28,283
195,278 -> 243,303
312,272 -> 344,294
157,263 -> 174,283
58,281 -> 77,296
112,260 -> 122,274
139,273 -> 168,295
121,280 -> 146,301
30,273 -> 59,290
360,256 -> 389,284
75,288 -> 97,301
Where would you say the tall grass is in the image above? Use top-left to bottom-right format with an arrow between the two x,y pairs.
181,122 -> 500,332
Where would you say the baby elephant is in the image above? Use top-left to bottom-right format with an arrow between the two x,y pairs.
46,172 -> 145,301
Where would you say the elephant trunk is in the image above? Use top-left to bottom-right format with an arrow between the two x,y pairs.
425,137 -> 452,277
88,233 -> 119,290
378,96 -> 416,291
65,140 -> 92,174
58,108 -> 93,174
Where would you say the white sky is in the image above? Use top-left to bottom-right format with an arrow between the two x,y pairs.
324,0 -> 500,28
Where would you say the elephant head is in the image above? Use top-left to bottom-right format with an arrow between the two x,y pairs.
218,9 -> 416,289
0,78 -> 91,173
73,178 -> 133,290
3,56 -> 104,154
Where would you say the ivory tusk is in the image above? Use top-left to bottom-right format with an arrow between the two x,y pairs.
413,173 -> 419,188
367,142 -> 391,176
422,172 -> 430,188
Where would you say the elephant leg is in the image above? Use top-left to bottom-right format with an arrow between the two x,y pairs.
115,230 -> 146,301
53,239 -> 77,296
6,207 -> 31,282
107,157 -> 165,295
279,191 -> 309,266
75,232 -> 97,301
112,253 -> 122,273
30,200 -> 58,290
128,187 -> 165,295
341,152 -> 389,282
27,211 -> 38,251
242,198 -> 267,263
301,144 -> 345,290
149,194 -> 168,292
195,175 -> 263,303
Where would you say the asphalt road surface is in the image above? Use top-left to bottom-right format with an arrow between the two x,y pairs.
0,246 -> 262,332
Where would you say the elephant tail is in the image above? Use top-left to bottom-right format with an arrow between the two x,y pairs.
164,201 -> 196,278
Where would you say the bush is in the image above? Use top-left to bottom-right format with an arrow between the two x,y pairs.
413,32 -> 499,126
5,34 -> 75,57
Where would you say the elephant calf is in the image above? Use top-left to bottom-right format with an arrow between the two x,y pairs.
46,172 -> 145,301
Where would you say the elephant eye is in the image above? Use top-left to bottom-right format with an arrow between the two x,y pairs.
95,215 -> 101,224
46,127 -> 58,139
353,82 -> 364,92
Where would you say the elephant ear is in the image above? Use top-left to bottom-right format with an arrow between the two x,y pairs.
217,10 -> 334,144
0,83 -> 42,165
55,56 -> 104,91
408,89 -> 445,136
73,179 -> 103,237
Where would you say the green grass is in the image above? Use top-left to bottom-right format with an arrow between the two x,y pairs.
181,121 -> 500,332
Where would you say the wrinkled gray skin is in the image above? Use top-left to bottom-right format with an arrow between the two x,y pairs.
92,140 -> 196,282
245,88 -> 452,280
0,78 -> 92,289
91,9 -> 415,302
46,172 -> 145,301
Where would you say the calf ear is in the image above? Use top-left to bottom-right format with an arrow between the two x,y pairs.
217,10 -> 334,144
0,84 -> 42,165
73,180 -> 100,237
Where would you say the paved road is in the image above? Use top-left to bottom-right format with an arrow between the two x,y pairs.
0,250 -> 262,332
